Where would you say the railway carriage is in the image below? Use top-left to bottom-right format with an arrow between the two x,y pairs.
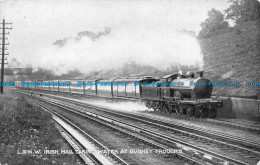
84,80 -> 97,96
113,79 -> 127,97
70,80 -> 84,94
50,80 -> 59,92
35,80 -> 41,90
125,78 -> 141,98
37,80 -> 44,90
113,77 -> 158,99
42,81 -> 50,91
23,81 -> 31,89
22,81 -> 36,90
59,80 -> 71,93
15,81 -> 22,88
28,81 -> 34,89
96,79 -> 113,97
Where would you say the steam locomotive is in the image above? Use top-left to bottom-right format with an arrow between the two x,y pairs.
15,71 -> 223,118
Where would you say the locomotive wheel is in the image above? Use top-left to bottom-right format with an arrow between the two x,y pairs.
175,105 -> 184,115
194,108 -> 202,118
168,105 -> 174,113
162,104 -> 170,113
152,106 -> 158,111
166,105 -> 171,113
145,101 -> 152,109
186,106 -> 194,117
208,108 -> 217,118
152,102 -> 160,112
162,105 -> 166,113
200,109 -> 207,118
151,102 -> 157,111
195,107 -> 208,118
173,91 -> 183,100
145,101 -> 149,108
158,103 -> 163,113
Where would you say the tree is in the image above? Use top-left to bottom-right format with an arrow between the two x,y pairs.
34,67 -> 56,80
4,68 -> 14,75
25,67 -> 33,75
199,9 -> 229,37
66,68 -> 83,78
60,68 -> 83,79
225,0 -> 260,24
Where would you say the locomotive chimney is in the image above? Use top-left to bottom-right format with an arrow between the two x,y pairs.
197,71 -> 204,78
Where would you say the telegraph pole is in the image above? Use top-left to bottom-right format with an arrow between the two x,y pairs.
0,19 -> 12,94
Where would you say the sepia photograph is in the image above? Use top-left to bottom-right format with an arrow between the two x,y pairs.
0,0 -> 260,164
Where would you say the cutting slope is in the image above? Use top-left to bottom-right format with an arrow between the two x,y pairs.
199,21 -> 260,97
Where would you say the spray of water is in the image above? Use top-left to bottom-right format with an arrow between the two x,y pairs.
81,99 -> 148,112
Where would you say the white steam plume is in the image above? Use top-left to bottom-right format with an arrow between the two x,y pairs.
32,28 -> 204,74
83,99 -> 148,112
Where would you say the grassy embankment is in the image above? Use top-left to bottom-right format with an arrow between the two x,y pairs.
0,88 -> 80,165
199,21 -> 260,97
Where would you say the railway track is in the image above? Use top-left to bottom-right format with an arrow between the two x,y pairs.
17,88 -> 260,133
18,90 -> 260,165
28,94 -> 201,165
23,90 -> 260,150
151,110 -> 260,133
206,118 -> 260,132
31,100 -> 128,165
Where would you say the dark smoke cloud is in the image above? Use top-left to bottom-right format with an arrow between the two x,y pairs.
53,27 -> 111,47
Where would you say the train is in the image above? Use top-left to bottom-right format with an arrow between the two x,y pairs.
15,71 -> 223,118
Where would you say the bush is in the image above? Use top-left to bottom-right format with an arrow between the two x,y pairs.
199,9 -> 229,38
225,0 -> 260,24
0,90 -> 78,164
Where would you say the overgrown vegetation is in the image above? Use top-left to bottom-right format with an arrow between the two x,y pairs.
5,66 -> 83,81
199,20 -> 260,97
0,89 -> 79,164
198,0 -> 260,97
225,0 -> 260,24
199,9 -> 229,38
199,0 -> 260,38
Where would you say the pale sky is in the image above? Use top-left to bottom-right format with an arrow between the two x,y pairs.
0,0 -> 230,74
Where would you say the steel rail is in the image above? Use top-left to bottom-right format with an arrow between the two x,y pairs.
31,100 -> 129,165
28,89 -> 260,152
26,92 -> 250,165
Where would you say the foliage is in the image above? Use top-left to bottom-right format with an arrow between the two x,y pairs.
13,67 -> 83,81
60,68 -> 83,80
225,0 -> 260,24
0,90 -> 78,164
32,67 -> 56,80
4,68 -> 14,75
199,9 -> 229,37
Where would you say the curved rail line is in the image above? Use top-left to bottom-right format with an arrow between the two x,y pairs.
18,90 -> 260,165
24,90 -> 260,151
17,88 -> 260,132
32,100 -> 128,165
25,93 -> 206,165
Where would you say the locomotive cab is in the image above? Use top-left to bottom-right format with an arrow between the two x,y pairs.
158,73 -> 185,87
